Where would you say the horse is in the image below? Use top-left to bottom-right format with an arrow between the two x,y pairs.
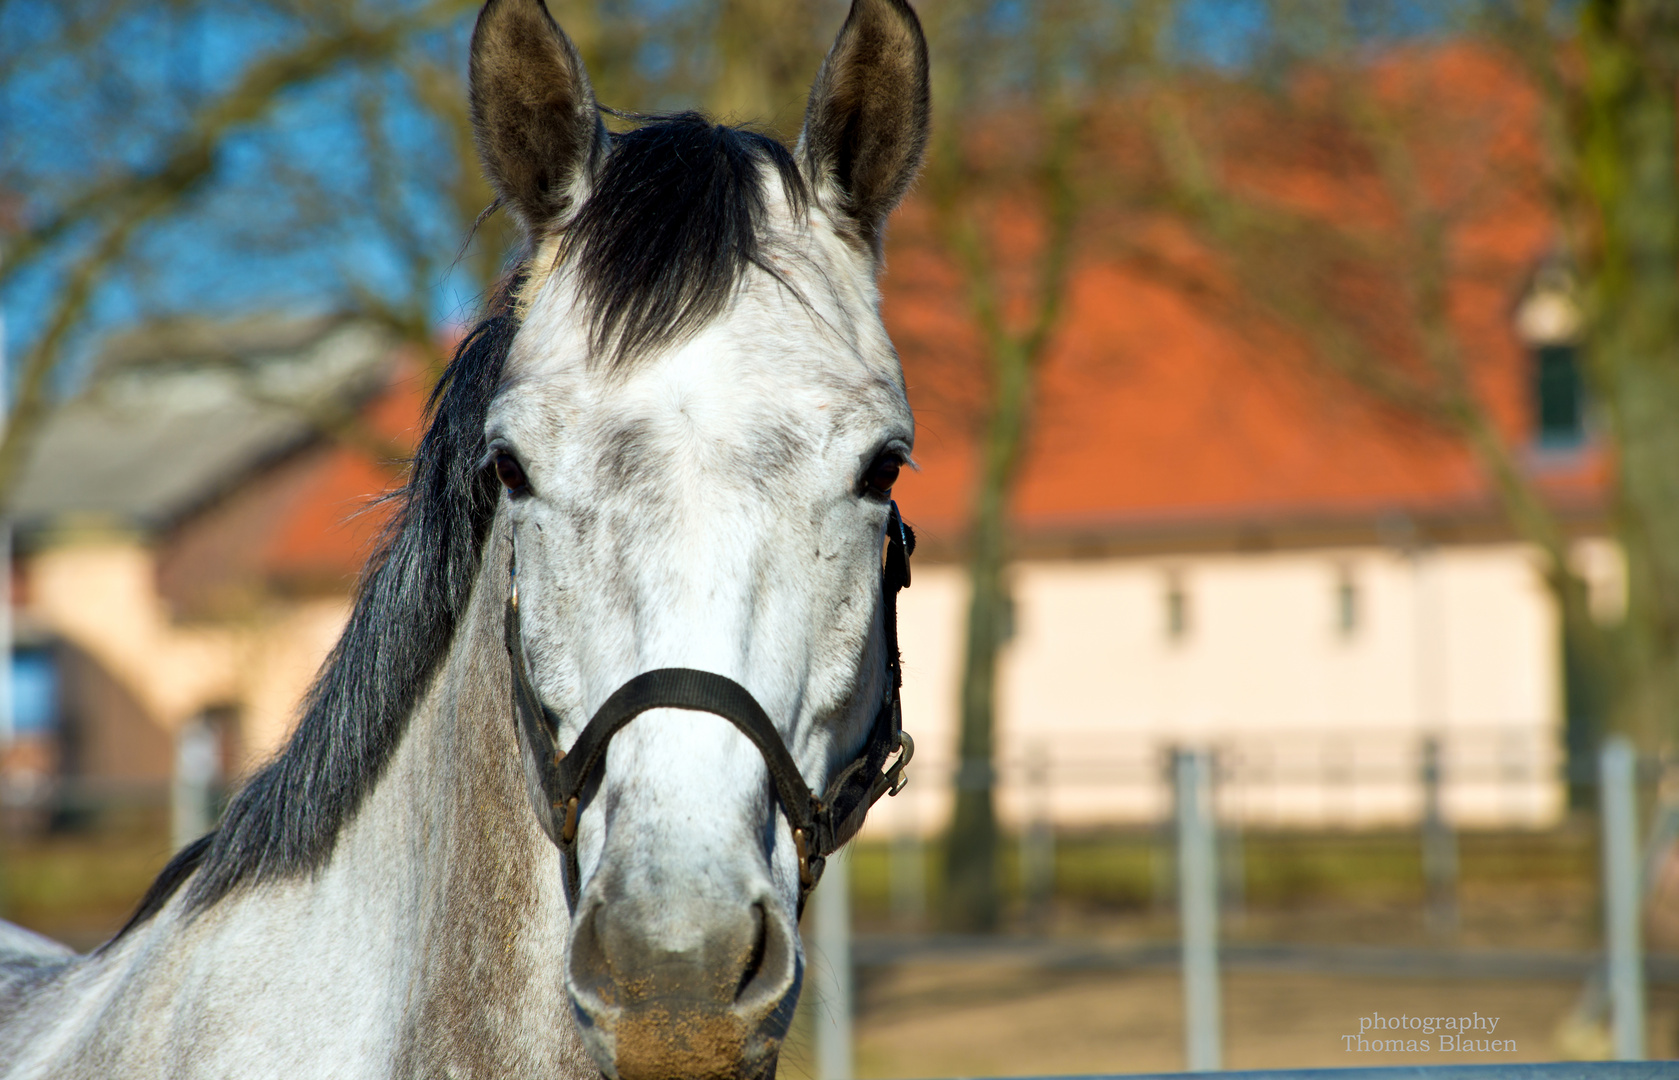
0,0 -> 929,1075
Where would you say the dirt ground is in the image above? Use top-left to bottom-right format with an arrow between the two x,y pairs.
769,884 -> 1675,1078
777,964 -> 1677,1078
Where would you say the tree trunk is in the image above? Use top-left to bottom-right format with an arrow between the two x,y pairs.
707,0 -> 821,139
946,339 -> 1032,932
1581,0 -> 1679,751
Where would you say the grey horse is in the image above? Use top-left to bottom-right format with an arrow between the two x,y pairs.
0,1 -> 929,1077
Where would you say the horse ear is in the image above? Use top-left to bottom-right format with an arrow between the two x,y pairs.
797,0 -> 930,257
469,0 -> 608,233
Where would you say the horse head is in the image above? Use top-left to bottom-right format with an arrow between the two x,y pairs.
468,1 -> 928,1075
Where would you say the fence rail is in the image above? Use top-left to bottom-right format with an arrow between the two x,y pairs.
871,724 -> 1592,837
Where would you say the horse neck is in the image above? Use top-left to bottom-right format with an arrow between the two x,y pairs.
364,533 -> 584,1069
150,534 -> 585,1073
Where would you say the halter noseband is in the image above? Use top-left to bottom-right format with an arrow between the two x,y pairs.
503,503 -> 916,913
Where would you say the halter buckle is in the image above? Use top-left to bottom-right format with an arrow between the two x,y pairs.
794,827 -> 814,887
885,731 -> 914,797
559,796 -> 580,844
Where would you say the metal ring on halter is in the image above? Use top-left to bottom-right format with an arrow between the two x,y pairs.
885,731 -> 914,797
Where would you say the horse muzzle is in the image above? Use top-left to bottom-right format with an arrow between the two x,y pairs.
567,888 -> 800,1080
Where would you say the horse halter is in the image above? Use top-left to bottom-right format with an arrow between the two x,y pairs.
503,503 -> 916,913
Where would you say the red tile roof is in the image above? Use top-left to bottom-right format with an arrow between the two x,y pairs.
883,46 -> 1606,550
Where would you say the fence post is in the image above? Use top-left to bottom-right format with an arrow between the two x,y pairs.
1022,740 -> 1054,925
1155,750 -> 1177,909
1176,748 -> 1221,1072
1420,735 -> 1458,936
1601,736 -> 1645,1061
171,718 -> 218,853
814,844 -> 853,1080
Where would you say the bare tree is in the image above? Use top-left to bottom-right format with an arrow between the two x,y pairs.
893,0 -> 1153,931
1129,0 -> 1679,756
1560,0 -> 1679,752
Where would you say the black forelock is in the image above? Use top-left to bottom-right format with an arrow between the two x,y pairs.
565,112 -> 807,364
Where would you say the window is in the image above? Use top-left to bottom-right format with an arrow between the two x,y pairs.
1533,343 -> 1585,448
1334,567 -> 1359,637
1515,262 -> 1587,450
11,647 -> 58,736
1165,573 -> 1190,642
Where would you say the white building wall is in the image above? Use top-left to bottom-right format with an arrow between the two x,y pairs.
872,542 -> 1567,837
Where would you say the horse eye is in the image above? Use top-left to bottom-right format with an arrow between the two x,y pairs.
494,452 -> 528,492
863,454 -> 901,496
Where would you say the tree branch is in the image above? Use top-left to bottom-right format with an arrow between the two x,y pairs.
0,0 -> 477,291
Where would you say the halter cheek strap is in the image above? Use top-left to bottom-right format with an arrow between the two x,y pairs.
504,503 -> 916,914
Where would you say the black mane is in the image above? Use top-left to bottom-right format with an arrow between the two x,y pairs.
111,112 -> 802,934
567,112 -> 806,363
105,313 -> 517,935
187,313 -> 514,912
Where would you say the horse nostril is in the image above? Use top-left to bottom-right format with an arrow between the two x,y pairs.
733,899 -> 795,1018
735,903 -> 768,1003
567,901 -> 618,1012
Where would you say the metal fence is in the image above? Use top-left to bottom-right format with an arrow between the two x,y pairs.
804,738 -> 1673,1078
871,724 -> 1575,840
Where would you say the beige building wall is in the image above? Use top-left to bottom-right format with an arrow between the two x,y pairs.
234,598 -> 351,765
22,535 -> 349,782
28,539 -> 239,733
871,541 -> 1571,838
